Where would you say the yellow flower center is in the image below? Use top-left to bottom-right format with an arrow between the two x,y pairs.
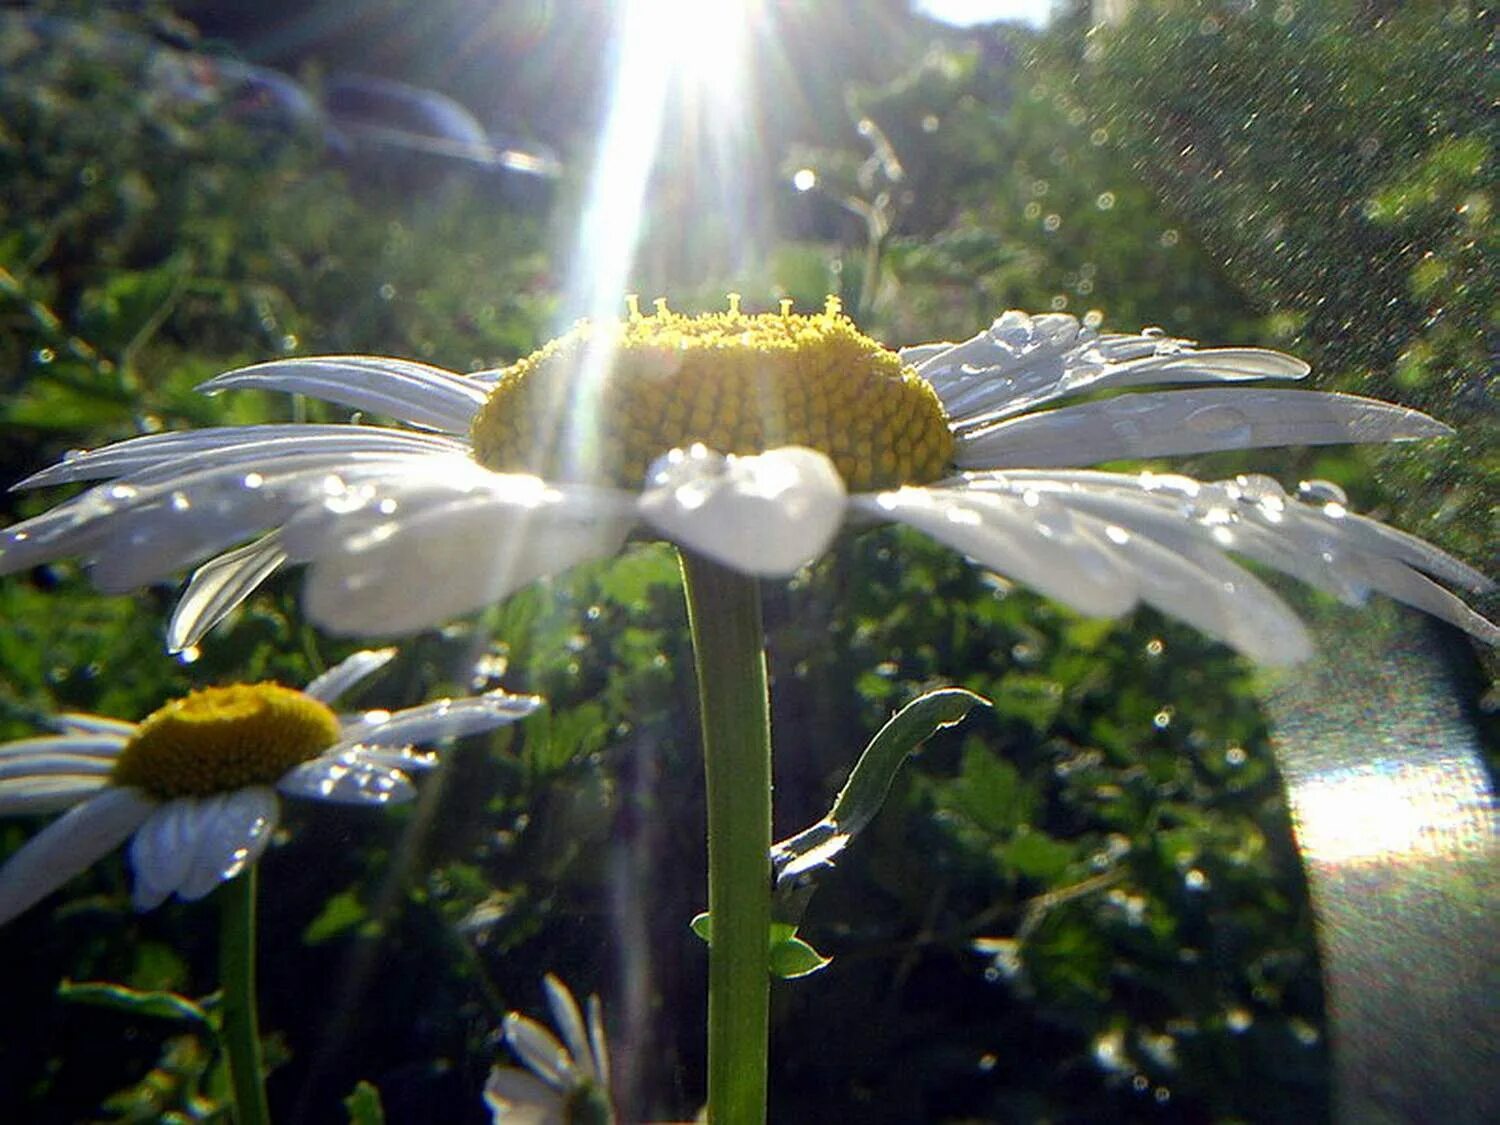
469,296 -> 954,492
112,684 -> 341,800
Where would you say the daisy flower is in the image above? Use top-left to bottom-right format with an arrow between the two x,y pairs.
485,974 -> 615,1125
0,299 -> 1492,663
0,648 -> 540,924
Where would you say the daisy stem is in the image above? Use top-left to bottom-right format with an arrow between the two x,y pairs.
679,550 -> 771,1125
219,866 -> 271,1125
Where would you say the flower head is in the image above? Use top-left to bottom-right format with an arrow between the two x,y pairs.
485,974 -> 615,1125
1,304 -> 1492,662
0,649 -> 540,923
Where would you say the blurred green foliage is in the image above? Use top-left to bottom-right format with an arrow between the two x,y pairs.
0,2 -> 1492,1123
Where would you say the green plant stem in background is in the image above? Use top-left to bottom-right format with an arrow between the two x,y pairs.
219,866 -> 271,1125
679,551 -> 772,1125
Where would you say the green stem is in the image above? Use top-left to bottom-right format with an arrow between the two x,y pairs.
219,865 -> 271,1125
679,551 -> 772,1125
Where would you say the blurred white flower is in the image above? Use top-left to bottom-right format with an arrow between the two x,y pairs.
0,648 -> 540,923
2,303 -> 1492,663
486,974 -> 615,1125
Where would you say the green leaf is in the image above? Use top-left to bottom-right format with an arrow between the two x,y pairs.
1003,830 -> 1076,881
303,888 -> 370,945
690,912 -> 713,943
692,914 -> 832,977
58,979 -> 211,1026
770,936 -> 832,979
829,687 -> 990,837
343,1080 -> 386,1125
934,742 -> 1032,836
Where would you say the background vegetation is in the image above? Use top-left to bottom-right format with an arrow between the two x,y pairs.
0,1 -> 1492,1121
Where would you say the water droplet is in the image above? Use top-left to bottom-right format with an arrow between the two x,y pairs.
977,1052 -> 997,1072
792,168 -> 816,192
1297,478 -> 1347,505
243,472 -> 265,490
1225,1007 -> 1253,1032
1043,213 -> 1062,232
1289,1018 -> 1320,1046
178,645 -> 201,665
170,491 -> 191,512
1096,191 -> 1116,210
1145,638 -> 1165,657
1184,868 -> 1208,891
1184,404 -> 1252,442
1225,746 -> 1247,766
1153,708 -> 1173,730
1093,1028 -> 1130,1073
379,283 -> 396,300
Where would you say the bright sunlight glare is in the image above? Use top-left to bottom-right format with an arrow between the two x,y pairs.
1290,759 -> 1494,866
554,0 -> 759,479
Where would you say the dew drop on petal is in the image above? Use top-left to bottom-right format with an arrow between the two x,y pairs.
1184,404 -> 1253,442
1298,478 -> 1348,505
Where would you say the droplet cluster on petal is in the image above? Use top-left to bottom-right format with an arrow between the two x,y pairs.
468,299 -> 955,491
111,684 -> 340,800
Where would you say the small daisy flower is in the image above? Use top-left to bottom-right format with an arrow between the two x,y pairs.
0,648 -> 540,924
485,974 -> 615,1125
1,301 -> 1492,663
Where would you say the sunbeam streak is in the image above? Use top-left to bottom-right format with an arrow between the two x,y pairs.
553,0 -> 759,481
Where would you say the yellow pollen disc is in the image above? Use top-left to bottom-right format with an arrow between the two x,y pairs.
112,684 -> 341,801
468,300 -> 955,492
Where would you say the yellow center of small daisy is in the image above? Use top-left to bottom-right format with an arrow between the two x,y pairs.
111,684 -> 341,801
469,296 -> 954,492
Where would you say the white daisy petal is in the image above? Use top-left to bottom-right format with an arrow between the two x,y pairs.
48,715 -> 137,739
586,994 -> 610,1090
331,690 -> 541,750
503,1013 -> 576,1090
128,799 -> 202,911
638,445 -> 847,576
175,787 -> 279,901
947,345 -> 1313,428
1,733 -> 130,757
854,487 -> 1139,619
1074,511 -> 1313,663
278,758 -> 416,805
300,476 -> 633,636
0,775 -> 114,815
955,389 -> 1451,468
0,788 -> 154,924
340,746 -> 440,772
1330,554 -> 1500,645
0,753 -> 117,780
0,452 -> 451,586
543,975 -> 596,1084
302,647 -> 399,705
13,425 -> 464,491
973,469 -> 1497,640
919,310 -> 1311,426
483,1065 -> 566,1125
199,356 -> 489,433
168,533 -> 289,652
